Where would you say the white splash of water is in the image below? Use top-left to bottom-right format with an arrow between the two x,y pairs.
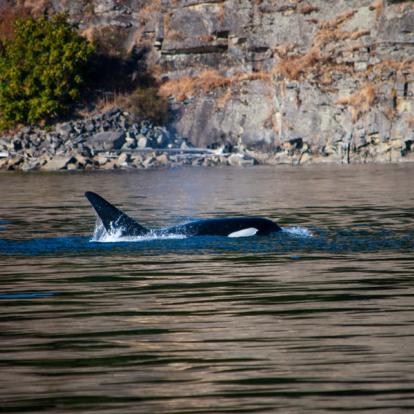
90,217 -> 186,243
282,227 -> 314,238
92,217 -> 107,241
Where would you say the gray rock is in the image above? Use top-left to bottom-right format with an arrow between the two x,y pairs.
41,155 -> 72,171
93,154 -> 110,166
85,121 -> 96,133
137,135 -> 148,149
19,160 -> 41,171
227,153 -> 256,166
13,140 -> 23,152
155,153 -> 169,166
55,123 -> 73,137
122,135 -> 137,150
116,153 -> 130,167
87,131 -> 126,150
66,162 -> 78,171
142,156 -> 155,169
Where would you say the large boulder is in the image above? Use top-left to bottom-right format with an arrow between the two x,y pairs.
41,155 -> 72,171
86,131 -> 126,150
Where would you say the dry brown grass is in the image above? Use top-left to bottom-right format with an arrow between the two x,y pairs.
369,0 -> 384,20
21,0 -> 51,17
306,17 -> 319,25
163,11 -> 171,37
167,30 -> 185,41
372,59 -> 414,75
273,8 -> 372,81
384,105 -> 396,121
0,1 -> 54,40
118,87 -> 169,124
392,2 -> 414,13
88,87 -> 169,124
85,25 -> 130,57
274,48 -> 321,80
198,34 -> 215,43
314,28 -> 370,49
217,2 -> 225,24
77,92 -> 124,119
217,88 -> 232,108
163,10 -> 187,41
90,93 -> 123,115
298,4 -> 319,15
336,83 -> 377,122
160,70 -> 230,101
235,71 -> 271,82
160,70 -> 270,101
0,3 -> 31,41
81,26 -> 95,42
138,0 -> 161,25
135,1 -> 161,45
406,116 -> 414,129
345,42 -> 366,53
319,10 -> 356,30
273,43 -> 297,58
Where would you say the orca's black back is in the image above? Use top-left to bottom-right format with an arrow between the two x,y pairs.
85,191 -> 281,238
167,217 -> 281,236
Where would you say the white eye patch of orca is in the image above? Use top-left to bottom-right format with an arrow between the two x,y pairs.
228,227 -> 258,238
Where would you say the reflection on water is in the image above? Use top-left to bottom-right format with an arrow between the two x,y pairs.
1,165 -> 414,413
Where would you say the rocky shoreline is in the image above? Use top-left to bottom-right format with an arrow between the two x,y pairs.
0,109 -> 254,171
0,108 -> 413,172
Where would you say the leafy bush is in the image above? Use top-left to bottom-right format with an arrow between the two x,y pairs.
0,14 -> 94,129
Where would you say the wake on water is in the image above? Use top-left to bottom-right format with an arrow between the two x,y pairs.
86,219 -> 412,254
91,218 -> 187,243
91,217 -> 313,243
282,227 -> 313,238
1,218 -> 412,256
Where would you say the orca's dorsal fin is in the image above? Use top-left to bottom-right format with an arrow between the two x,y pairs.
85,191 -> 148,237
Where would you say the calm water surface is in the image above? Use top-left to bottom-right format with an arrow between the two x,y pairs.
0,164 -> 414,413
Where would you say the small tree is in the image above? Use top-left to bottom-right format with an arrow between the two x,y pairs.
0,14 -> 94,129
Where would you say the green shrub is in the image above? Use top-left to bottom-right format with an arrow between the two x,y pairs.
0,14 -> 94,129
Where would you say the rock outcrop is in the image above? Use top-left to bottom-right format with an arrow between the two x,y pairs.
2,0 -> 414,165
155,0 -> 414,163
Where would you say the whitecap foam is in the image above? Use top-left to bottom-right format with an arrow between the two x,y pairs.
282,226 -> 314,238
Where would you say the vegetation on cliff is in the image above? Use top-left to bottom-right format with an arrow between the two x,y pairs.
0,14 -> 94,130
0,8 -> 169,131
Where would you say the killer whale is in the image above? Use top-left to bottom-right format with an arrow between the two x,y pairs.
85,191 -> 281,238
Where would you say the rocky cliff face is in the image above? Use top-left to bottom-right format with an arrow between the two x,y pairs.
156,0 -> 414,163
10,0 -> 414,163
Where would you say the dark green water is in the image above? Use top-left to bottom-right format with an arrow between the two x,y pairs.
1,165 -> 414,413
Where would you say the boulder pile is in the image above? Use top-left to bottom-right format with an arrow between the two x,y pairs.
0,108 -> 413,172
0,109 -> 257,171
